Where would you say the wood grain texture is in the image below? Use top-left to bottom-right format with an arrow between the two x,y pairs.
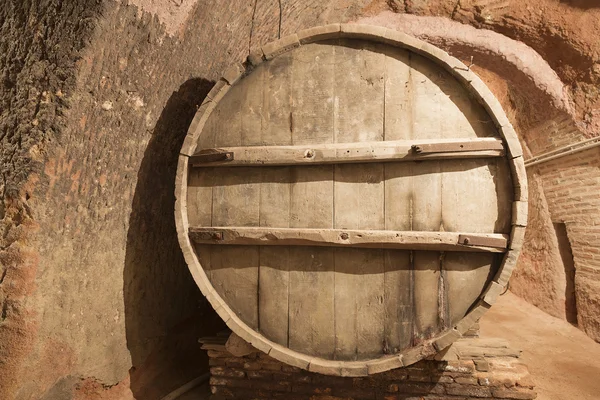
252,53 -> 293,346
189,227 -> 508,252
382,47 -> 414,353
333,41 -> 385,360
189,138 -> 505,167
184,38 -> 516,364
287,43 -> 336,357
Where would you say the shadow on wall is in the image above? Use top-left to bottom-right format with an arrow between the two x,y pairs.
123,77 -> 225,400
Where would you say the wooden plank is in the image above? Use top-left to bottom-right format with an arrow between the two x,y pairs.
409,163 -> 443,342
211,169 -> 261,227
408,53 -> 447,342
409,53 -> 497,140
413,251 -> 443,341
189,227 -> 508,252
287,43 -> 336,357
258,167 -> 293,346
188,138 -> 505,167
382,46 -> 413,353
187,167 -> 214,282
258,246 -> 290,345
444,253 -> 497,326
187,168 -> 214,228
208,84 -> 261,327
288,247 -> 335,357
262,51 -> 293,145
412,139 -> 503,154
428,43 -> 507,328
441,160 -> 507,234
334,248 -> 385,360
383,46 -> 412,140
382,250 -> 412,353
442,160 -> 500,325
458,234 -> 507,248
241,57 -> 265,145
333,40 -> 386,360
209,79 -> 243,147
209,245 -> 259,327
249,55 -> 293,346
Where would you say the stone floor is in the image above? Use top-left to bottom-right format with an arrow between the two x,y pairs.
481,292 -> 600,400
175,291 -> 600,399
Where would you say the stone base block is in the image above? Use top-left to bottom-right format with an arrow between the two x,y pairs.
200,334 -> 537,400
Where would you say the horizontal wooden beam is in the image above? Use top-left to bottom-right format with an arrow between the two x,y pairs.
189,138 -> 505,167
189,227 -> 508,253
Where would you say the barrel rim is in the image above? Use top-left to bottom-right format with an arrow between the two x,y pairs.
174,23 -> 528,376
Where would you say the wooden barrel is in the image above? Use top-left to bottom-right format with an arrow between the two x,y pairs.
175,25 -> 527,376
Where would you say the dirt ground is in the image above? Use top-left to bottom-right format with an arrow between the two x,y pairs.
481,292 -> 600,400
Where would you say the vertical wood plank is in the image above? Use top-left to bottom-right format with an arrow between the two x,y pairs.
412,251 -> 442,340
441,160 -> 503,324
382,48 -> 414,352
258,246 -> 290,345
407,53 -> 446,341
382,250 -> 412,353
288,247 -> 335,357
263,52 -> 293,145
187,168 -> 214,228
444,252 -> 494,325
333,41 -> 386,360
423,47 -> 507,327
187,167 -> 214,280
241,61 -> 265,146
383,46 -> 412,140
210,81 -> 260,327
253,53 -> 293,346
287,43 -> 336,357
442,160 -> 501,233
291,42 -> 335,145
259,166 -> 292,346
212,81 -> 243,147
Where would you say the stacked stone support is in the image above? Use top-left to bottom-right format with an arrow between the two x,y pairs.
202,334 -> 536,400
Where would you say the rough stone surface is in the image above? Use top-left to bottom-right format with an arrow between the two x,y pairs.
2,0 -> 600,398
510,172 -> 568,320
203,335 -> 536,400
574,275 -> 600,343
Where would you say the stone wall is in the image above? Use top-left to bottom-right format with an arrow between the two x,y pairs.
1,0 -> 599,399
204,335 -> 536,400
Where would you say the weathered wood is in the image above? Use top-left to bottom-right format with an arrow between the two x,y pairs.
382,46 -> 414,354
189,227 -> 508,252
444,253 -> 496,326
457,234 -> 507,248
179,32 -> 526,373
252,54 -> 292,347
405,53 -> 447,343
412,140 -> 503,154
287,43 -> 336,357
333,41 -> 386,360
413,252 -> 442,341
257,168 -> 292,347
208,85 -> 261,328
383,250 -> 412,353
435,71 -> 507,327
189,138 -> 505,167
